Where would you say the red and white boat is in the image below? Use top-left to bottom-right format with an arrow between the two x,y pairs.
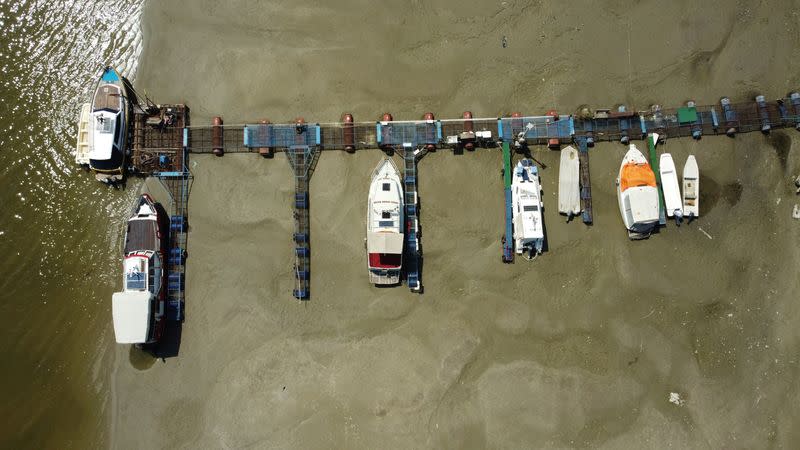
366,157 -> 404,285
112,194 -> 167,345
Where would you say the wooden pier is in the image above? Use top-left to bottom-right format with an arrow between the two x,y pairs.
130,104 -> 189,175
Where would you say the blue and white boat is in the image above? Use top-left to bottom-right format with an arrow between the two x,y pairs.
512,159 -> 545,259
89,66 -> 128,183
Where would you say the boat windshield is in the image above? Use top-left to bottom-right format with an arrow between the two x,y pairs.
523,205 -> 539,212
126,270 -> 147,291
96,115 -> 114,134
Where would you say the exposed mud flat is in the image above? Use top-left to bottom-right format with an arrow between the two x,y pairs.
110,1 -> 800,448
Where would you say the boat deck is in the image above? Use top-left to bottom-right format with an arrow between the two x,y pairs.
124,220 -> 160,254
93,84 -> 121,112
180,97 -> 800,155
369,271 -> 400,285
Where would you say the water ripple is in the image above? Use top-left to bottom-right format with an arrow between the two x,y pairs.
0,0 -> 146,445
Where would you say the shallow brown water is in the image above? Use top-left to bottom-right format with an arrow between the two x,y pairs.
0,0 -> 144,447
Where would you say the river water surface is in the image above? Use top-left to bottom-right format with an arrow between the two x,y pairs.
3,0 -> 800,448
0,1 -> 143,447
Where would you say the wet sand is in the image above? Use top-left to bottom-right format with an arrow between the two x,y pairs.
112,0 -> 800,448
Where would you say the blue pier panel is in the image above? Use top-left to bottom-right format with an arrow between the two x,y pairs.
710,107 -> 719,129
639,115 -> 647,137
497,119 -> 504,141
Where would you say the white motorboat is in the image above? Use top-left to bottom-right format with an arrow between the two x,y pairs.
89,66 -> 128,183
682,155 -> 699,219
512,159 -> 545,258
558,145 -> 581,220
112,194 -> 167,345
659,153 -> 683,222
366,157 -> 404,285
616,145 -> 660,239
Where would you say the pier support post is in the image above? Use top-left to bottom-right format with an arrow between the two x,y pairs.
212,116 -> 224,156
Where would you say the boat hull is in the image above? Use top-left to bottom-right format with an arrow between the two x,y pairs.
112,193 -> 167,345
659,153 -> 683,218
558,146 -> 581,217
366,157 -> 404,285
682,155 -> 699,218
88,67 -> 129,182
617,146 -> 660,239
512,159 -> 545,257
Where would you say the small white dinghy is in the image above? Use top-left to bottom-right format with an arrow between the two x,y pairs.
75,103 -> 92,166
558,145 -> 581,220
682,155 -> 699,220
659,153 -> 683,223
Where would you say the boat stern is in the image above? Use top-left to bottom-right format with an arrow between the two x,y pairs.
111,291 -> 154,344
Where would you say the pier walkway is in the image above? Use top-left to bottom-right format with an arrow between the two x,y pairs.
401,146 -> 423,292
501,142 -> 514,263
575,137 -> 593,224
243,123 -> 320,299
124,94 -> 800,298
176,97 -> 800,155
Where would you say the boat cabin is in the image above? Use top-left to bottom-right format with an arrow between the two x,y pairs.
89,83 -> 125,173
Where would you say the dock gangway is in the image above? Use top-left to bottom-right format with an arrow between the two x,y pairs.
156,167 -> 191,321
287,145 -> 316,300
243,123 -> 321,299
401,145 -> 422,292
575,137 -> 593,224
501,142 -> 514,262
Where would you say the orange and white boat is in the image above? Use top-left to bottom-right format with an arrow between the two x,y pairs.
616,145 -> 659,239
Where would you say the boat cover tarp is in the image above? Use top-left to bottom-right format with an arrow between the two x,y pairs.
367,231 -> 404,254
112,291 -> 152,344
620,163 -> 656,191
